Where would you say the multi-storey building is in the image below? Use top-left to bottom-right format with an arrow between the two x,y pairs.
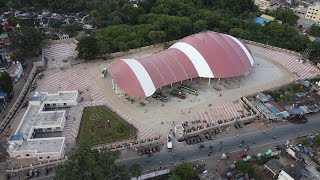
305,1 -> 320,25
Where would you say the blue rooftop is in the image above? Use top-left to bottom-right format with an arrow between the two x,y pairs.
314,37 -> 320,43
253,17 -> 267,26
10,135 -> 23,141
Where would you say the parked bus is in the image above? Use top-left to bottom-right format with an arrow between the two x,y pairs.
179,85 -> 197,95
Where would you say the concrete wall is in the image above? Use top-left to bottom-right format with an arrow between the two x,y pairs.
96,40 -> 178,60
239,38 -> 301,57
0,64 -> 40,134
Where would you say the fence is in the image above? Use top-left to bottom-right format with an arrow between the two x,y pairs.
242,96 -> 262,118
0,64 -> 40,134
96,40 -> 178,60
5,158 -> 66,173
240,38 -> 301,57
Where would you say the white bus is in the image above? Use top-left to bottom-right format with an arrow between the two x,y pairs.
167,135 -> 172,149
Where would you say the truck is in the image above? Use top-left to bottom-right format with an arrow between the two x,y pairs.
167,135 -> 173,149
152,92 -> 169,102
170,89 -> 186,99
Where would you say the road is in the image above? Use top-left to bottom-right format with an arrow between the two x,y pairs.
117,117 -> 320,170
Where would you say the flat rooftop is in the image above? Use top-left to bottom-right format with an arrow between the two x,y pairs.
16,138 -> 65,153
33,91 -> 78,102
16,105 -> 64,136
10,91 -> 78,156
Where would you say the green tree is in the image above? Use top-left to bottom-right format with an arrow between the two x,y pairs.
7,16 -> 20,27
10,26 -> 44,55
269,9 -> 299,26
63,23 -> 82,36
148,31 -> 166,43
10,49 -> 23,62
77,36 -> 99,60
308,24 -> 320,37
0,25 -> 4,34
193,19 -> 207,33
235,160 -> 253,174
55,145 -> 130,180
129,163 -> 142,178
170,162 -> 195,180
51,20 -> 62,28
0,72 -> 13,94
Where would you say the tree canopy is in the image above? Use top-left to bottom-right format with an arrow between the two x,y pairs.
0,72 -> 13,94
55,145 -> 142,180
10,26 -> 44,55
269,9 -> 299,26
169,162 -> 195,180
10,49 -> 23,62
235,160 -> 253,175
76,36 -> 100,60
308,25 -> 320,37
1,0 -> 320,62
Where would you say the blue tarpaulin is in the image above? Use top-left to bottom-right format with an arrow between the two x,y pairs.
0,91 -> 7,98
253,17 -> 267,26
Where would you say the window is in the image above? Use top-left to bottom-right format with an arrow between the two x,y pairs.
38,156 -> 43,160
46,156 -> 51,159
25,153 -> 30,157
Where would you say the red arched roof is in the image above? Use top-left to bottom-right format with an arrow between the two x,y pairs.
108,31 -> 254,98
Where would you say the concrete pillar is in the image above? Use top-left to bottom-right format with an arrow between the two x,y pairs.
170,84 -> 173,88
112,78 -> 115,90
218,78 -> 221,84
180,81 -> 183,84
190,78 -> 192,82
115,84 -> 118,94
208,78 -> 211,85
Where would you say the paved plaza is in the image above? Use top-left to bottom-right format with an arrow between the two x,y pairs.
248,44 -> 320,80
43,41 -> 77,69
179,100 -> 252,125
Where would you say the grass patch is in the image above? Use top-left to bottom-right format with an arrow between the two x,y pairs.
78,106 -> 136,146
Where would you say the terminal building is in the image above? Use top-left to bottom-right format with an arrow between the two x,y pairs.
7,91 -> 79,161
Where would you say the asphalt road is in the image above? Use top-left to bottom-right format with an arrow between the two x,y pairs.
117,117 -> 320,170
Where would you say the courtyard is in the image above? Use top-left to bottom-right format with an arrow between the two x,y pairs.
78,106 -> 137,146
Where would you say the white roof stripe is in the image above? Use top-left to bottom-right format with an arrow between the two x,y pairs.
226,35 -> 254,66
170,42 -> 214,78
121,59 -> 156,97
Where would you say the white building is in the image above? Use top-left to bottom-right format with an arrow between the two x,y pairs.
8,91 -> 79,161
7,61 -> 23,81
255,0 -> 281,11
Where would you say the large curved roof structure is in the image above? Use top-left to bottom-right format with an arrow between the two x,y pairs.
108,31 -> 254,98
